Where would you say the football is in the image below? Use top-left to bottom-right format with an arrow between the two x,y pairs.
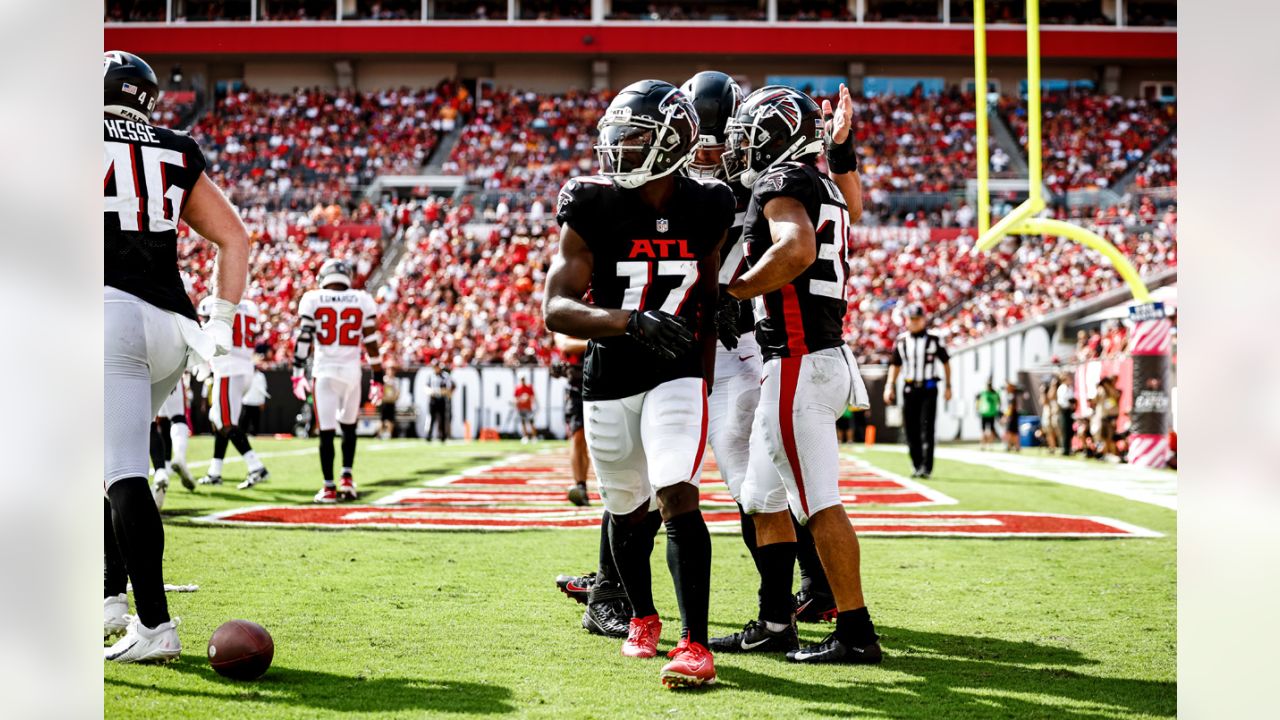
207,620 -> 274,681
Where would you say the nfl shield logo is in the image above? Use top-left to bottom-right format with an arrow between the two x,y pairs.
656,218 -> 669,233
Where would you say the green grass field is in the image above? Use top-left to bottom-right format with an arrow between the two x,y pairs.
104,437 -> 1175,719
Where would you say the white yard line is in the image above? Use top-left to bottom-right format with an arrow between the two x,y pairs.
865,445 -> 1178,511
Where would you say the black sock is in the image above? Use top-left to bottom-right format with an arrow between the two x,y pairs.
595,511 -> 620,588
104,498 -> 127,597
665,510 -> 712,646
149,420 -> 167,472
319,430 -> 336,483
795,516 -> 830,595
228,426 -> 253,455
834,606 -> 878,646
340,423 -> 358,469
609,509 -> 661,619
157,417 -> 172,464
213,431 -> 229,463
755,541 -> 798,625
107,478 -> 169,628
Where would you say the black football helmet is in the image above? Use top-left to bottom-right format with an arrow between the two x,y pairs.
104,51 -> 159,124
595,80 -> 700,189
679,71 -> 744,179
722,86 -> 825,188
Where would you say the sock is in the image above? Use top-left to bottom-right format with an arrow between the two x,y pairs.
594,511 -> 620,588
795,516 -> 830,595
104,498 -> 127,597
319,430 -> 336,484
148,422 -> 166,473
608,509 -> 662,619
664,510 -> 712,646
754,541 -> 798,626
834,606 -> 878,647
213,431 -> 229,462
107,478 -> 170,628
170,420 -> 189,465
242,450 -> 263,473
157,417 -> 173,464
228,427 -> 262,471
209,457 -> 224,477
340,423 -> 358,469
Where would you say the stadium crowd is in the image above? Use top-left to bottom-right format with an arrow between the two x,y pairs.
170,82 -> 1178,371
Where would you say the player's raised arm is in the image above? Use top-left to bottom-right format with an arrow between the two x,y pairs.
727,196 -> 817,300
823,83 -> 863,224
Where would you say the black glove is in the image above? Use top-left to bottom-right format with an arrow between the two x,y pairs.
549,360 -> 570,379
715,294 -> 741,351
626,310 -> 694,360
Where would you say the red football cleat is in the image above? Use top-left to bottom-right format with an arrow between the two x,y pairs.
621,614 -> 662,658
313,486 -> 338,504
661,639 -> 716,689
338,473 -> 358,501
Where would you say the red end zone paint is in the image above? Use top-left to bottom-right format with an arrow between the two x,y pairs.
192,449 -> 1160,537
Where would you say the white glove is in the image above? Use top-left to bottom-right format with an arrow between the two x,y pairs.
202,297 -> 237,357
192,363 -> 212,383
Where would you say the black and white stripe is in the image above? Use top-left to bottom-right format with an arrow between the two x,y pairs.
426,371 -> 454,397
892,331 -> 950,383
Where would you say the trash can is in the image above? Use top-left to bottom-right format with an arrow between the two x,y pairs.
1018,415 -> 1041,447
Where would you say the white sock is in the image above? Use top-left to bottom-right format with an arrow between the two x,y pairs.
170,422 -> 190,464
342,466 -> 352,475
764,620 -> 790,633
243,450 -> 264,472
209,458 -> 224,476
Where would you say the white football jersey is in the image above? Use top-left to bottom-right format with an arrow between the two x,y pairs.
298,288 -> 378,379
199,296 -> 260,377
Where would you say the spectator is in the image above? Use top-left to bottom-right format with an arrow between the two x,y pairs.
975,380 -> 1001,450
1056,371 -> 1076,456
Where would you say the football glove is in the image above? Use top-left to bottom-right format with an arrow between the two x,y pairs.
191,363 -> 212,383
291,372 -> 311,402
626,310 -> 694,361
549,360 -> 571,379
715,295 -> 741,351
368,380 -> 383,406
201,297 -> 237,357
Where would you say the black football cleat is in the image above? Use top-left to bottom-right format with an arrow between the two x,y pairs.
709,620 -> 799,653
567,483 -> 590,507
582,598 -> 632,639
555,572 -> 596,605
786,632 -> 883,664
794,588 -> 838,623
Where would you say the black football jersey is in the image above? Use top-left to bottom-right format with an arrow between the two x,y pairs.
556,174 -> 736,401
741,161 -> 851,360
104,117 -> 207,320
716,183 -> 755,337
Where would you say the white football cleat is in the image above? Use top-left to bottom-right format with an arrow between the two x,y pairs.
151,471 -> 169,509
104,616 -> 181,664
237,467 -> 269,490
104,594 -> 129,640
171,461 -> 195,491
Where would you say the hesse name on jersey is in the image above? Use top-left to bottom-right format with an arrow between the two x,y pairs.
742,161 -> 851,359
556,174 -> 736,400
103,118 -> 207,321
299,288 -> 378,377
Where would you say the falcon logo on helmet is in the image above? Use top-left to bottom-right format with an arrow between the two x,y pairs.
318,258 -> 353,289
722,85 -> 825,189
594,80 -> 700,190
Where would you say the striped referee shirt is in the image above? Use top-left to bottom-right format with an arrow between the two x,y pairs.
891,331 -> 950,383
426,370 -> 454,398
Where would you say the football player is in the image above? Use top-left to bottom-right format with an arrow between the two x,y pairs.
720,85 -> 881,665
543,80 -> 734,689
104,50 -> 249,662
291,258 -> 384,503
195,295 -> 270,489
147,375 -> 195,508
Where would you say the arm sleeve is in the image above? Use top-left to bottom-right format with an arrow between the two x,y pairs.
890,339 -> 903,367
935,338 -> 950,363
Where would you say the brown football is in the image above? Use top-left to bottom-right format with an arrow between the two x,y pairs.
208,619 -> 274,680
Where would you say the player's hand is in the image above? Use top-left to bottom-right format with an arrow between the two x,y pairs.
626,310 -> 695,360
192,363 -> 212,383
291,374 -> 311,402
549,360 -> 570,379
822,83 -> 858,175
203,318 -> 233,357
715,295 -> 741,351
945,386 -> 953,402
368,380 -> 384,406
884,388 -> 896,406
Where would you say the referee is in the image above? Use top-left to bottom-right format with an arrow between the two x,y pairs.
885,304 -> 952,478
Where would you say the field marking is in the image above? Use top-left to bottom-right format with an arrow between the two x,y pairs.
877,446 -> 1179,510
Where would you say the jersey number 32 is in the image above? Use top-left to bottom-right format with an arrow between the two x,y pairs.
315,307 -> 362,346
